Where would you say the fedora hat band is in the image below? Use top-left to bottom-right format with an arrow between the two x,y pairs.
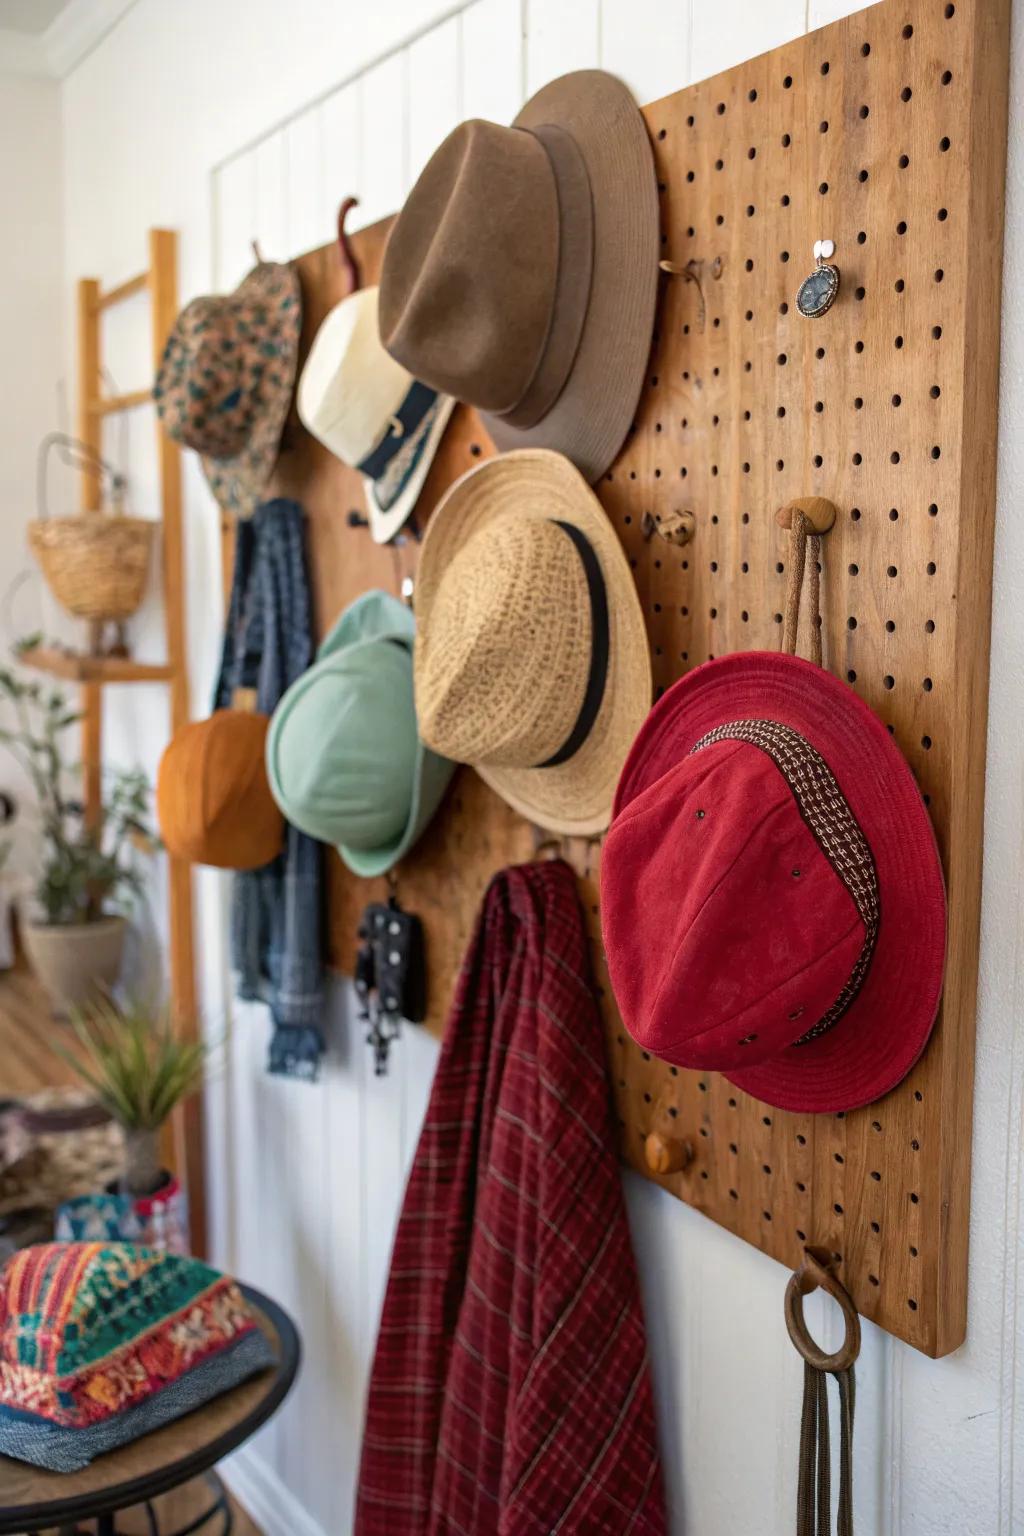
691,719 -> 880,1046
356,378 -> 441,512
494,123 -> 595,433
537,519 -> 609,768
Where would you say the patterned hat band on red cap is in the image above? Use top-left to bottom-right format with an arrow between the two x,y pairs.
690,719 -> 880,1046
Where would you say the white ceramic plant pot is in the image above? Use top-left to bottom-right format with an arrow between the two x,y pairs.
22,914 -> 126,1016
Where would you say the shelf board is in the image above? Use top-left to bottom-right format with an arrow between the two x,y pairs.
17,647 -> 174,685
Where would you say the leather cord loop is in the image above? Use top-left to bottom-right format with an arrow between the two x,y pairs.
787,1249 -> 859,1536
781,510 -> 823,667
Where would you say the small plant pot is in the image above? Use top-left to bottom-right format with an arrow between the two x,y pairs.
55,1170 -> 190,1255
21,914 -> 126,1017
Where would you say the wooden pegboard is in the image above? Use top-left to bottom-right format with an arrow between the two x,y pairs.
265,0 -> 1008,1357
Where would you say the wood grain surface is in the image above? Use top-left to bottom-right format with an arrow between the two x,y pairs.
251,0 -> 1007,1356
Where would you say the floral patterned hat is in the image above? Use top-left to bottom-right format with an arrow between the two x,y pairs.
154,262 -> 302,520
0,1242 -> 275,1471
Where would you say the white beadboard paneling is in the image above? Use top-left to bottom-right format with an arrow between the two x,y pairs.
461,0 -> 524,123
407,15 -> 462,182
322,981 -> 372,1528
601,0 -> 690,101
358,51 -> 409,221
525,0 -> 600,94
319,81 -> 361,248
216,153 -> 258,289
285,109 -> 325,255
254,130 -> 288,260
807,0 -> 873,28
690,0 -> 804,81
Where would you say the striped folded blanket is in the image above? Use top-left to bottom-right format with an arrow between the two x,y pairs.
0,1242 -> 274,1472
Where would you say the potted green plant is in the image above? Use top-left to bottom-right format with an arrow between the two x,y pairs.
0,651 -> 156,1014
54,996 -> 206,1253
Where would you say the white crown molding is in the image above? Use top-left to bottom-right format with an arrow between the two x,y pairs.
0,0 -> 137,80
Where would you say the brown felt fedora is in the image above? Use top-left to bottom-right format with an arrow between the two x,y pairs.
379,70 -> 659,484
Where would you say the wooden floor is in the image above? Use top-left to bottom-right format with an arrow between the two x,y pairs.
1,965 -> 263,1536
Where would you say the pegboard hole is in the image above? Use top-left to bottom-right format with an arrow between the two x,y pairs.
902,22 -> 914,37
909,1192 -> 920,1205
932,325 -> 943,340
871,1221 -> 881,1234
782,132 -> 791,147
886,620 -> 896,632
861,41 -> 870,55
834,1152 -> 844,1165
900,86 -> 912,102
884,675 -> 895,690
895,334 -> 905,349
895,279 -> 905,294
899,154 -> 910,169
908,1299 -> 918,1312
937,207 -> 948,222
859,104 -> 869,119
854,396 -> 863,410
796,1181 -> 807,1193
796,1133 -> 807,1146
940,136 -> 951,152
783,74 -> 793,88
941,69 -> 953,84
869,1274 -> 880,1287
870,1170 -> 882,1182
834,1203 -> 844,1216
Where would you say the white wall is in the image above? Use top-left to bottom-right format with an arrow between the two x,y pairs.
0,75 -> 64,884
51,1 -> 1024,1533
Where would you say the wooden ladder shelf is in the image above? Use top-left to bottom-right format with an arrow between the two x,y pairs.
22,229 -> 204,1254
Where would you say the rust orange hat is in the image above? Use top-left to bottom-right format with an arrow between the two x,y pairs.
157,710 -> 283,871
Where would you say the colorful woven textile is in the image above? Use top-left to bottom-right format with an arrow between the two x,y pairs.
0,1243 -> 274,1472
355,859 -> 666,1535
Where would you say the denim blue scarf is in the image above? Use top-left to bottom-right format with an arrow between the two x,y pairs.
215,498 -> 324,1079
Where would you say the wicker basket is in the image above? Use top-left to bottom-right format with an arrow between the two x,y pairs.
28,512 -> 155,622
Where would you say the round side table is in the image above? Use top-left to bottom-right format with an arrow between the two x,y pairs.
0,1286 -> 300,1536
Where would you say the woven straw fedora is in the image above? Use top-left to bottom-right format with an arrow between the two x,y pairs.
298,287 -> 455,544
414,449 -> 652,835
154,262 -> 301,520
379,70 -> 658,484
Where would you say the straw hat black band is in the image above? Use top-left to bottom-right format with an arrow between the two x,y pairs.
537,520 -> 609,769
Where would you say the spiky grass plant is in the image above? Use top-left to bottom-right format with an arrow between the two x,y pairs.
62,995 -> 207,1196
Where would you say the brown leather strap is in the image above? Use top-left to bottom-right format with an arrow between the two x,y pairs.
782,510 -> 822,666
788,1250 -> 858,1536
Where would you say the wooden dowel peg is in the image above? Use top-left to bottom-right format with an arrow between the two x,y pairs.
776,497 -> 837,535
644,1132 -> 694,1175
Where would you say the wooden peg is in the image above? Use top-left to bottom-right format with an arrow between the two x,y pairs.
232,686 -> 258,713
644,1132 -> 694,1175
776,497 -> 837,534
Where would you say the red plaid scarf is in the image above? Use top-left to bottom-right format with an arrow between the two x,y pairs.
355,860 -> 666,1535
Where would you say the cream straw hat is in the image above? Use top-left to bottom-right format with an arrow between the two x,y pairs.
298,286 -> 455,543
414,448 -> 652,835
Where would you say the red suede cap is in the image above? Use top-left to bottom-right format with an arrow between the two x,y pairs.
601,653 -> 947,1113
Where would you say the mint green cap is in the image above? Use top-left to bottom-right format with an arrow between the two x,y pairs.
266,590 -> 455,877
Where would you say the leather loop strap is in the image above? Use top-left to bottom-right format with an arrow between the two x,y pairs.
788,1249 -> 859,1536
781,511 -> 823,667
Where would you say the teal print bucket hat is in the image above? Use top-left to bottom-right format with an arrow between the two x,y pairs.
266,591 -> 455,877
154,261 -> 301,521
